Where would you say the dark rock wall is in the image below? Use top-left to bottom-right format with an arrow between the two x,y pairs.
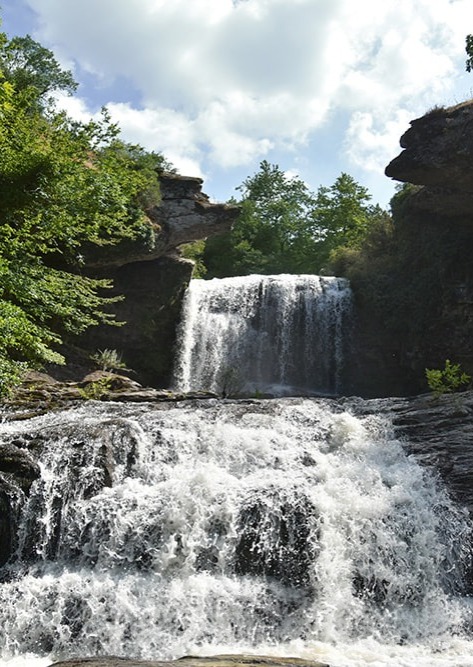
60,174 -> 239,388
343,100 -> 473,397
83,256 -> 193,387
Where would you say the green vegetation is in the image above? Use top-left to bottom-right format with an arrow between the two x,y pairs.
0,30 -> 169,395
90,348 -> 127,372
425,360 -> 471,396
78,376 -> 113,400
466,34 -> 473,72
201,161 -> 386,278
180,239 -> 208,278
327,179 -> 473,394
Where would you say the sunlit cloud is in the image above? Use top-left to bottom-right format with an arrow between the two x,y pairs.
22,0 -> 473,199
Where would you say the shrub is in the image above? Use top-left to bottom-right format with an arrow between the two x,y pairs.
78,376 -> 112,400
90,348 -> 127,372
425,360 -> 471,396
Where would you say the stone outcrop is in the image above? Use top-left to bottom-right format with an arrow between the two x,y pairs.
57,174 -> 239,388
385,100 -> 473,226
83,174 -> 240,269
48,655 -> 328,667
347,390 -> 473,514
1,371 -> 218,420
344,100 -> 473,397
385,102 -> 473,194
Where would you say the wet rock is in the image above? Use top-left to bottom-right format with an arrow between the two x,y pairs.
0,480 -> 22,567
347,390 -> 473,514
0,441 -> 40,492
235,491 -> 318,591
0,443 -> 38,565
48,654 -> 329,667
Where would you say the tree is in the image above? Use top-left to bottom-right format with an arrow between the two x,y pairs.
309,172 -> 378,268
203,162 -> 381,278
0,33 -> 77,110
466,34 -> 473,72
204,161 -> 320,276
0,31 -> 168,393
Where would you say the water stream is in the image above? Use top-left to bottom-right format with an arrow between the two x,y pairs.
1,274 -> 473,666
172,275 -> 352,396
0,398 -> 472,666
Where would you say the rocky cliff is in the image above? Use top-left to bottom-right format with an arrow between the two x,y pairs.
344,100 -> 473,397
58,174 -> 239,387
385,101 -> 473,195
48,655 -> 328,667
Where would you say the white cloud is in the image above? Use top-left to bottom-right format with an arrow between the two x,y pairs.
24,0 -> 473,188
344,109 -> 414,174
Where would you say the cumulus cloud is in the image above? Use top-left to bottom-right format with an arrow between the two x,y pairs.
24,0 -> 473,188
344,109 -> 414,173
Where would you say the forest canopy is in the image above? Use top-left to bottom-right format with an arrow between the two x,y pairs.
0,30 -> 168,394
198,161 -> 388,278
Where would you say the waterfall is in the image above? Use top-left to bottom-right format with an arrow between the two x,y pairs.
0,398 -> 472,667
172,275 -> 352,396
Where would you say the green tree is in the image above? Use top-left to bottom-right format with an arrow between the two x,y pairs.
0,33 -> 77,110
204,161 -> 320,276
203,162 -> 381,277
0,31 -> 168,394
466,34 -> 473,72
310,172 -> 378,268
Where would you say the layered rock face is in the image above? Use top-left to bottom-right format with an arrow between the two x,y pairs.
385,101 -> 473,195
347,100 -> 473,397
83,174 -> 239,269
48,655 -> 328,667
69,174 -> 239,387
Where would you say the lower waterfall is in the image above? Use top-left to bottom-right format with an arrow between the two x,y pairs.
172,275 -> 352,396
0,398 -> 472,667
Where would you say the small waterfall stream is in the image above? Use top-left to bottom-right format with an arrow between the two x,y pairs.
0,399 -> 472,666
173,275 -> 352,396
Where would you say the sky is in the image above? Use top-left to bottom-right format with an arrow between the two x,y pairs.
1,0 -> 473,208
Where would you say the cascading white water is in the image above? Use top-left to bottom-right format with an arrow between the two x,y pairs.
0,398 -> 472,667
172,275 -> 352,396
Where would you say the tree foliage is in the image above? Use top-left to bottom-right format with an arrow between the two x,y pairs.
0,30 -> 168,394
426,360 -> 471,396
0,33 -> 77,111
466,34 -> 473,72
203,161 -> 383,278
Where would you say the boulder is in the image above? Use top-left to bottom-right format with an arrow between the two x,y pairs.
235,492 -> 317,592
385,102 -> 473,193
82,173 -> 240,269
0,442 -> 40,492
48,655 -> 328,667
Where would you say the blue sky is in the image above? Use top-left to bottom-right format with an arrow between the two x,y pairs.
2,0 -> 473,208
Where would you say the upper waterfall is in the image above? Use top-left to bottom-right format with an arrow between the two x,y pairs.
172,274 -> 352,396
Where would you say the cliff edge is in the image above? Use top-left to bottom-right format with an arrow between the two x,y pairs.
57,174 -> 240,388
385,100 -> 473,218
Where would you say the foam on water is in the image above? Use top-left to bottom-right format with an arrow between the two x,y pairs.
0,398 -> 471,666
172,275 -> 352,396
